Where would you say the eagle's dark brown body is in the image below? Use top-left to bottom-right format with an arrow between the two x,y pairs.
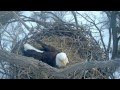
22,42 -> 61,67
23,49 -> 59,67
22,41 -> 69,68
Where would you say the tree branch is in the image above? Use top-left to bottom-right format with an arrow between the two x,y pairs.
118,36 -> 120,42
76,12 -> 107,53
12,11 -> 31,31
0,48 -> 120,79
52,59 -> 120,78
71,11 -> 79,30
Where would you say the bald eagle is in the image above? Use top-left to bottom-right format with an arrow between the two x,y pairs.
22,43 -> 69,68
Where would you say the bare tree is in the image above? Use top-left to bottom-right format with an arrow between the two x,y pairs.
105,11 -> 120,59
76,12 -> 109,59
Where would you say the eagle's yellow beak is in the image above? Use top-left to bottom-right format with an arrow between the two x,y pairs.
61,60 -> 69,66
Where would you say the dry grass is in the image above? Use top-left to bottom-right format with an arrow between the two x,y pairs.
28,35 -> 85,67
38,35 -> 85,67
28,32 -> 104,68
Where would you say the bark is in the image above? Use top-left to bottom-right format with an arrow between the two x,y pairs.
111,12 -> 118,59
107,25 -> 112,52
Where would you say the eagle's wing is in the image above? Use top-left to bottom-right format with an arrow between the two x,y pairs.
36,40 -> 60,52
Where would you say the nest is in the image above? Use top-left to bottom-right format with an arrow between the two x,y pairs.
26,25 -> 106,65
11,23 -> 108,79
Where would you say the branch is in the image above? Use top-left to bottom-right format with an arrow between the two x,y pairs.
71,11 -> 79,30
7,16 -> 52,29
12,11 -> 30,31
0,49 -> 120,79
118,36 -> 120,42
52,59 -> 120,78
41,11 -> 64,23
0,49 -> 58,78
76,12 -> 107,53
107,24 -> 112,53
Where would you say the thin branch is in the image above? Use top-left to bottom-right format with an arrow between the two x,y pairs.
12,11 -> 30,31
71,11 -> 79,30
76,12 -> 107,53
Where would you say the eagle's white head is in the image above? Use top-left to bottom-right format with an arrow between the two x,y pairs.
24,43 -> 44,53
56,52 -> 69,67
